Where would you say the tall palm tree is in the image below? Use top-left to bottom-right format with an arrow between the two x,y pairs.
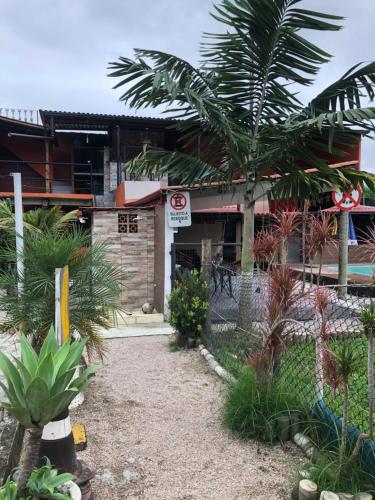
108,0 -> 375,276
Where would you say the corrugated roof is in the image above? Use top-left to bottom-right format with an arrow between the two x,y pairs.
40,109 -> 175,126
323,204 -> 375,213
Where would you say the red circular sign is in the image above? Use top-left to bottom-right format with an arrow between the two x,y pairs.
170,192 -> 187,211
332,185 -> 362,211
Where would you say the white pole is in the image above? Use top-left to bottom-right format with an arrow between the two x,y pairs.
55,268 -> 62,346
11,173 -> 24,294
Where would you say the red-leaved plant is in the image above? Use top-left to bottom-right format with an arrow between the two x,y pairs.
307,215 -> 337,285
251,229 -> 280,270
314,287 -> 369,474
271,212 -> 300,265
248,265 -> 300,383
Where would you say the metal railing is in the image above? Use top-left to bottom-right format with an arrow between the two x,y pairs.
0,108 -> 41,125
0,159 -> 100,195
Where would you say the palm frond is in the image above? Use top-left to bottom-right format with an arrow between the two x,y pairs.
310,62 -> 375,114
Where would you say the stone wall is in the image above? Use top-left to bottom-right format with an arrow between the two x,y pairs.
92,209 -> 155,311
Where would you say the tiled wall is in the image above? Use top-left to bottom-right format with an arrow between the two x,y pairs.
92,209 -> 155,311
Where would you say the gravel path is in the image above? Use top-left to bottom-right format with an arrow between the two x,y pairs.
72,336 -> 303,499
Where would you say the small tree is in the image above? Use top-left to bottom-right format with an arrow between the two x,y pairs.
271,212 -> 299,265
0,327 -> 100,493
168,270 -> 209,347
248,265 -> 300,383
307,215 -> 336,285
360,303 -> 375,439
323,341 -> 369,474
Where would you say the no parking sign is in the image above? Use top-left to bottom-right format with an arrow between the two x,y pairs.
167,191 -> 191,227
332,185 -> 362,211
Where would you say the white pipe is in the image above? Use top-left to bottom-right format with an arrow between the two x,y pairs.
11,173 -> 24,294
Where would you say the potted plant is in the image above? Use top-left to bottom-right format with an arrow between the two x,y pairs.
0,326 -> 100,496
168,269 -> 209,348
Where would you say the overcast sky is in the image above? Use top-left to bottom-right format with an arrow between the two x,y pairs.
1,0 -> 375,171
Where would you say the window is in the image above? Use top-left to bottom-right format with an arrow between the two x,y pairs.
118,213 -> 138,233
73,147 -> 104,195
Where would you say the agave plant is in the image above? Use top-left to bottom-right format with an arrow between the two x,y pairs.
0,477 -> 17,500
360,303 -> 375,439
24,459 -> 75,500
0,326 -> 100,492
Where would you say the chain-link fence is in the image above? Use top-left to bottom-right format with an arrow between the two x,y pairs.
203,264 -> 375,443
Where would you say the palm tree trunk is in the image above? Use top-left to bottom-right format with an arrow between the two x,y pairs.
238,188 -> 256,334
18,426 -> 44,493
301,202 -> 308,293
368,328 -> 374,438
338,211 -> 349,300
240,197 -> 255,273
339,382 -> 349,467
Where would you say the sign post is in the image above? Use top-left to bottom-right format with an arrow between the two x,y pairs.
55,266 -> 70,346
166,191 -> 192,228
11,172 -> 24,295
332,186 -> 362,299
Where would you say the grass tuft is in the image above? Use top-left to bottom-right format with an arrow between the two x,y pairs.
222,366 -> 303,443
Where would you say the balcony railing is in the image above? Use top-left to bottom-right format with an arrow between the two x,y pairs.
0,160 -> 100,195
0,108 -> 41,125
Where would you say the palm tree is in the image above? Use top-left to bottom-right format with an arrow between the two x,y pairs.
108,0 -> 375,277
0,228 -> 122,355
0,327 -> 100,493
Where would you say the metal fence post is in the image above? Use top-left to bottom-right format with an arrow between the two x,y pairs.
201,238 -> 212,281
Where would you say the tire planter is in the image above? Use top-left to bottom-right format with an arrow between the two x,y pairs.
64,480 -> 82,500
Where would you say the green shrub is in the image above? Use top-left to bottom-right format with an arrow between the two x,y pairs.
222,366 -> 303,443
168,270 -> 209,346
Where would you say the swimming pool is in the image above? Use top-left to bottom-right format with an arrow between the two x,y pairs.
328,264 -> 375,276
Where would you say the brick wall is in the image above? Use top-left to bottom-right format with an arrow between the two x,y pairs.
154,205 -> 165,314
92,209 -> 155,311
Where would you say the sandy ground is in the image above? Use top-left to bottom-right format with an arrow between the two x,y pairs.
71,336 -> 303,500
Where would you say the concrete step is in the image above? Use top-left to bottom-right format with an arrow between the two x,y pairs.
101,322 -> 174,339
115,311 -> 164,325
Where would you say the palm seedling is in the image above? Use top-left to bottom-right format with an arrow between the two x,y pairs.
0,227 -> 122,355
0,200 -> 78,236
360,302 -> 375,439
0,326 -> 100,493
